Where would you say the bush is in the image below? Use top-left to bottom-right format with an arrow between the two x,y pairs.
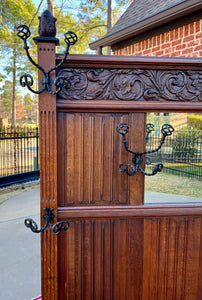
172,126 -> 198,161
188,114 -> 202,129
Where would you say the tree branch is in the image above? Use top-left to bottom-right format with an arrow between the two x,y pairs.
78,24 -> 107,42
29,0 -> 44,27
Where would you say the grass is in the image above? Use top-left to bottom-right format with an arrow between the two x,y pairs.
145,173 -> 202,198
146,162 -> 202,179
163,162 -> 202,167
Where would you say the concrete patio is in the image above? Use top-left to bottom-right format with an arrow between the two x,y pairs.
0,186 -> 201,300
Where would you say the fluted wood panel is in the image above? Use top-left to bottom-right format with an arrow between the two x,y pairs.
57,112 -> 145,206
58,218 -> 144,300
40,110 -> 57,203
58,215 -> 202,300
40,108 -> 58,300
143,217 -> 202,300
38,42 -> 59,300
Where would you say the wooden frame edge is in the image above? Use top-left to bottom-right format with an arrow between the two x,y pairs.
58,204 -> 202,219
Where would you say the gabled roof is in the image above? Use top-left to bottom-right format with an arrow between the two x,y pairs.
109,0 -> 183,36
89,0 -> 202,50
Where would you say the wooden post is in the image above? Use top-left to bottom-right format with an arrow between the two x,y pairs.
34,24 -> 59,300
128,112 -> 146,205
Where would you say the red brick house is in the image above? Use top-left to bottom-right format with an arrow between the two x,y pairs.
90,0 -> 202,57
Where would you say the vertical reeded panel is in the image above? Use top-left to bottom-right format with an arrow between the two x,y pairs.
37,40 -> 59,300
93,116 -> 103,203
58,218 -> 144,300
40,108 -> 58,300
40,110 -> 57,204
143,217 -> 202,299
57,112 -> 145,206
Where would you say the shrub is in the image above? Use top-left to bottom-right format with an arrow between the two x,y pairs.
172,126 -> 198,161
188,114 -> 202,129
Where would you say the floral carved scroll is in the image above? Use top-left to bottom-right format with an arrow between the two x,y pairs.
57,68 -> 202,102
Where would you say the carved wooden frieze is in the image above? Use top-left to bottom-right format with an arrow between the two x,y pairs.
57,68 -> 202,102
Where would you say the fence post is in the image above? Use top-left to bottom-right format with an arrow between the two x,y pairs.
34,11 -> 59,300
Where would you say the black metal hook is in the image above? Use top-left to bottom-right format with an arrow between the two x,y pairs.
24,207 -> 69,235
16,24 -> 77,95
116,122 -> 174,176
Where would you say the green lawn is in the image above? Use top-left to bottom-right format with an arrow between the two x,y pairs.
145,173 -> 202,198
146,162 -> 202,179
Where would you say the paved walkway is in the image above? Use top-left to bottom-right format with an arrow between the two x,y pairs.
0,188 -> 41,300
0,187 -> 201,300
145,190 -> 202,204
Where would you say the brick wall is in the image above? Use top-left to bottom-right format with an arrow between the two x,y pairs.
114,20 -> 202,57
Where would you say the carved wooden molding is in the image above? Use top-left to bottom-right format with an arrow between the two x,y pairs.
57,68 -> 202,102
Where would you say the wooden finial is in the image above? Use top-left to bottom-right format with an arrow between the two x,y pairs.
38,10 -> 56,37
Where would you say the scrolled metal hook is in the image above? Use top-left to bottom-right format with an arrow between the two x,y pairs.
24,207 -> 69,235
25,218 -> 46,233
51,221 -> 69,234
116,122 -> 174,176
152,162 -> 163,175
119,163 -> 137,176
20,74 -> 45,94
16,24 -> 77,95
20,74 -> 33,88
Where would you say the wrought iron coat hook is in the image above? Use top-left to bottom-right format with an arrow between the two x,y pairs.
116,123 -> 174,176
16,10 -> 77,95
25,207 -> 69,235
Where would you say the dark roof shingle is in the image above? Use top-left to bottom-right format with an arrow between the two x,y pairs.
89,0 -> 202,50
109,0 -> 185,35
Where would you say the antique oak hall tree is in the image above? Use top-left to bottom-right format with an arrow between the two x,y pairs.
17,10 -> 202,300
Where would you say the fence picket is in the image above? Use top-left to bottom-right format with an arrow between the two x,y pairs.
0,127 -> 40,186
146,130 -> 202,180
0,127 -> 201,187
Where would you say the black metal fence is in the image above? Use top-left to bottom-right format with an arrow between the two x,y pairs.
0,126 -> 201,187
146,129 -> 202,180
0,127 -> 39,187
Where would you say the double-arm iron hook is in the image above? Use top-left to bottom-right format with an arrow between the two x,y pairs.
25,207 -> 69,235
16,24 -> 77,95
116,123 -> 174,176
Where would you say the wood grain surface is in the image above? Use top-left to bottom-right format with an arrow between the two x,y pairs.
37,52 -> 202,299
